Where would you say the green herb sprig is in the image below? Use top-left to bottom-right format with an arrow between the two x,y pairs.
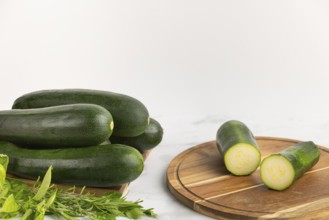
0,154 -> 156,220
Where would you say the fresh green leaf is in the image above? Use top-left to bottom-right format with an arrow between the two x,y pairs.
21,208 -> 32,220
0,158 -> 156,220
35,212 -> 45,220
0,165 -> 6,189
45,189 -> 57,208
36,200 -> 46,214
1,194 -> 19,213
0,154 -> 9,170
33,166 -> 52,201
0,181 -> 10,199
126,207 -> 145,219
0,155 -> 8,189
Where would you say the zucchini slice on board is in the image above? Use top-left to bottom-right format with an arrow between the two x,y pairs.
216,120 -> 261,176
260,141 -> 321,191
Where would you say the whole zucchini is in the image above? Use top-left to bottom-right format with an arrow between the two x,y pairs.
12,89 -> 149,137
0,141 -> 144,187
110,118 -> 163,153
0,104 -> 113,148
260,141 -> 320,191
216,120 -> 261,176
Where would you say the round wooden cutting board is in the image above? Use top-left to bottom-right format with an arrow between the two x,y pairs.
167,137 -> 329,219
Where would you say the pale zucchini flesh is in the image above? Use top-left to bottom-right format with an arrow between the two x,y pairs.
260,155 -> 295,191
260,141 -> 320,191
224,143 -> 261,176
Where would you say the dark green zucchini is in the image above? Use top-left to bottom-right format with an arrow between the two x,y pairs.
0,141 -> 144,187
110,118 -> 163,153
12,89 -> 149,137
260,141 -> 320,191
216,120 -> 261,175
0,104 -> 113,148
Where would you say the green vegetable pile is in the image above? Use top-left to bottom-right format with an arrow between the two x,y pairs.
0,154 -> 156,219
0,89 -> 164,219
0,89 -> 164,185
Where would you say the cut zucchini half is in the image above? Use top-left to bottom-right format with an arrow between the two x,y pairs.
260,155 -> 295,191
260,141 -> 320,191
224,143 -> 261,176
216,120 -> 261,176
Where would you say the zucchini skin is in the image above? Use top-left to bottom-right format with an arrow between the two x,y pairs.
0,141 -> 144,187
216,120 -> 261,175
110,118 -> 163,153
0,104 -> 113,148
216,120 -> 259,156
12,89 -> 149,137
276,141 -> 320,181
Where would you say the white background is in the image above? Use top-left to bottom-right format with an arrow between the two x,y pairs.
1,1 -> 329,219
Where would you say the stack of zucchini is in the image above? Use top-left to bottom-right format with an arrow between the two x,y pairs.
0,89 -> 163,187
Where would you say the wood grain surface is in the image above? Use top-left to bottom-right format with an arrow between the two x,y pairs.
167,137 -> 329,219
7,149 -> 152,196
